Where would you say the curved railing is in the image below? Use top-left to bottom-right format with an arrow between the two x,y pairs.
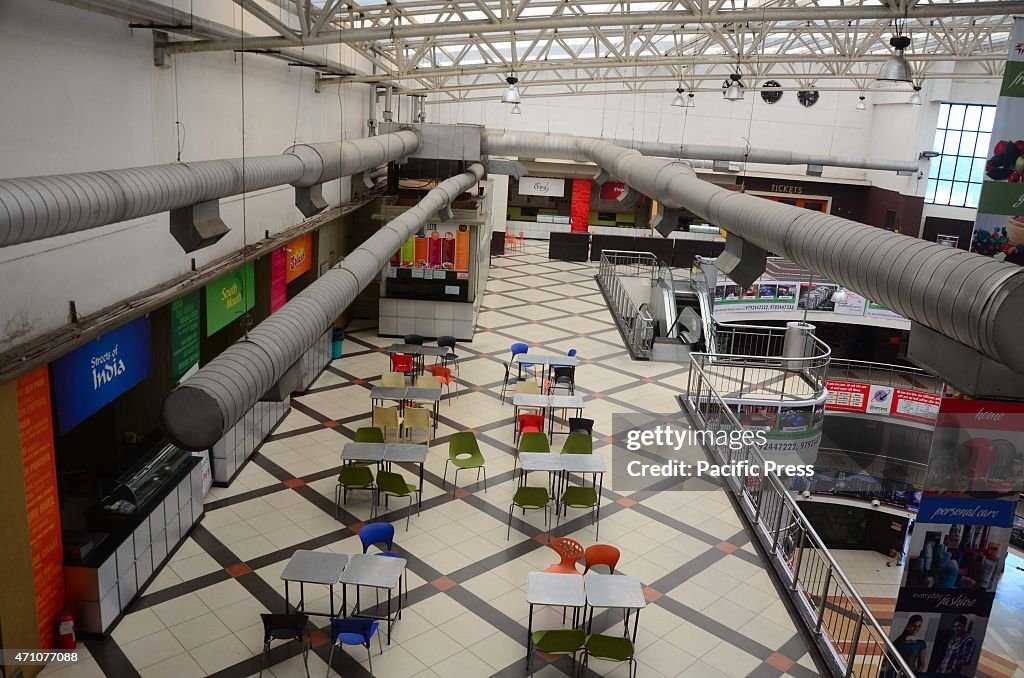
596,250 -> 657,358
827,358 -> 942,394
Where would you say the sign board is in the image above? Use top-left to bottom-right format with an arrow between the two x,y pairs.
270,248 -> 287,313
598,181 -> 628,201
170,292 -> 200,385
518,177 -> 565,197
52,315 -> 152,435
714,278 -> 906,323
393,224 -> 471,272
17,366 -> 64,649
205,262 -> 255,336
825,380 -> 941,424
285,233 -> 313,283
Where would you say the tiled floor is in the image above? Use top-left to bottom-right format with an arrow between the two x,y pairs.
44,244 -> 825,678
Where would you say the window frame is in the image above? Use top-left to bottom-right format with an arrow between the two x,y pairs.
925,102 -> 996,209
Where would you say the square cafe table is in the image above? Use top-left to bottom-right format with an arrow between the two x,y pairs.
525,572 -> 587,668
340,442 -> 387,463
280,550 -> 350,617
340,554 -> 408,644
584,573 -> 646,642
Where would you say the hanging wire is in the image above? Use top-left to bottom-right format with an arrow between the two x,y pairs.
739,9 -> 766,194
238,2 -> 251,339
172,0 -> 186,161
293,47 -> 306,147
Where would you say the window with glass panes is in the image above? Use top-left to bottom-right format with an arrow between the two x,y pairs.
926,103 -> 996,208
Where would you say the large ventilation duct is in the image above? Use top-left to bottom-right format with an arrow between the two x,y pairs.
0,131 -> 420,248
160,163 -> 485,451
482,130 -> 918,173
482,131 -> 1024,375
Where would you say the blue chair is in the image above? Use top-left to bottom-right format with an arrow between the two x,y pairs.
327,618 -> 381,677
358,523 -> 395,554
511,342 -> 536,380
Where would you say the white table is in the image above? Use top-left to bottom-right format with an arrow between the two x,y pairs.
584,573 -> 646,642
340,554 -> 408,645
525,572 -> 587,668
280,550 -> 350,618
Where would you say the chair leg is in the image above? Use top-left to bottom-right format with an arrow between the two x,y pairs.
325,643 -> 336,678
259,641 -> 270,678
406,495 -> 412,530
302,632 -> 311,677
442,460 -> 449,488
507,505 -> 514,539
367,642 -> 374,677
482,467 -> 488,492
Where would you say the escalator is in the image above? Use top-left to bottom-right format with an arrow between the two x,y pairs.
645,261 -> 714,360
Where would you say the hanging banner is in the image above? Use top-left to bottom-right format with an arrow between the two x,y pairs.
270,248 -> 287,313
285,233 -> 313,283
598,181 -> 628,201
455,224 -> 471,271
971,16 -> 1024,264
170,292 -> 200,384
205,262 -> 255,336
17,366 -> 65,649
889,395 -> 1024,675
518,177 -> 565,197
570,179 -> 592,233
52,315 -> 152,435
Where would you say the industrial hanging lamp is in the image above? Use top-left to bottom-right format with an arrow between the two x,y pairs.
878,10 -> 913,84
501,73 -> 521,104
856,94 -> 867,111
686,92 -> 695,108
723,71 -> 745,101
511,102 -> 522,114
671,86 -> 686,107
908,84 -> 923,105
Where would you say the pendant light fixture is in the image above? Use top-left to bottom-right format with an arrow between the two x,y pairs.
511,102 -> 522,114
671,86 -> 686,107
856,95 -> 867,111
723,71 -> 745,101
878,10 -> 913,84
909,85 -> 923,105
686,92 -> 695,108
501,73 -> 521,104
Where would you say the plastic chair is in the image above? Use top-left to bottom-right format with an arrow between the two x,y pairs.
515,380 -> 539,395
430,364 -> 458,400
402,406 -> 432,445
549,366 -> 575,395
355,427 -> 385,443
415,375 -> 442,390
518,432 -> 550,454
528,629 -> 585,675
499,361 -> 520,405
335,466 -> 376,518
444,431 -> 487,497
583,545 -> 620,574
259,613 -> 310,678
582,634 -> 636,678
507,486 -> 550,539
381,372 -> 405,388
559,485 -> 600,538
517,231 -> 526,250
403,334 -> 424,346
326,618 -> 381,677
544,537 -> 585,574
567,418 -> 595,435
359,522 -> 395,553
372,406 -> 402,443
375,470 -> 420,530
518,413 -> 545,441
511,342 -> 536,380
390,353 -> 413,375
560,432 -> 593,454
436,336 -> 460,376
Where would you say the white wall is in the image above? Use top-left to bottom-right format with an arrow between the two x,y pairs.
0,0 -> 372,351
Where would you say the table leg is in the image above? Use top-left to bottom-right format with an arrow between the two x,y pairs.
632,609 -> 640,643
387,588 -> 393,645
342,584 -> 347,618
418,463 -> 424,509
525,603 -> 534,669
285,581 -> 290,613
330,584 -> 335,618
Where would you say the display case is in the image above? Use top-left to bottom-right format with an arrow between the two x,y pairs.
100,443 -> 192,518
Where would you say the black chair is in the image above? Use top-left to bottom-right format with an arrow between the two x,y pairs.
258,613 -> 310,677
436,335 -> 460,376
549,366 -> 576,394
403,334 -> 425,346
568,418 -> 595,435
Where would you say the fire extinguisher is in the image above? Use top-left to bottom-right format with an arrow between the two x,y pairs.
57,608 -> 76,650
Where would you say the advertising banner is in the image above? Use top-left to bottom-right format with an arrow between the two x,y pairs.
598,181 -> 628,201
393,224 -> 472,272
205,262 -> 255,336
713,277 -> 905,323
865,301 -> 904,320
832,290 -> 868,316
270,248 -> 287,313
824,380 -> 870,412
970,16 -> 1024,264
518,176 -> 565,197
713,281 -> 799,312
724,396 -> 825,463
52,315 -> 152,435
889,394 -> 1023,675
570,179 -> 591,232
824,380 -> 941,423
285,233 -> 313,283
170,292 -> 200,385
17,366 -> 64,649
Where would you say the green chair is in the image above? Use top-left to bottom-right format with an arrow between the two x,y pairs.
528,629 -> 585,675
560,432 -> 592,454
558,486 -> 600,538
582,634 -> 637,678
517,431 -> 550,458
349,426 -> 386,466
507,486 -> 550,539
375,470 -> 420,530
444,432 -> 487,497
335,466 -> 376,519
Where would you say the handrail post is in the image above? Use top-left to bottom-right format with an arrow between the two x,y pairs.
816,566 -> 832,634
789,524 -> 804,591
845,613 -> 864,677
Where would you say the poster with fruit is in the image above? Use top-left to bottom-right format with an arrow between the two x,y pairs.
971,16 -> 1024,264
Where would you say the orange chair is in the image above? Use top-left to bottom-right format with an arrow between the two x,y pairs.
390,353 -> 413,375
583,545 -> 620,574
430,364 -> 458,400
544,537 -> 585,575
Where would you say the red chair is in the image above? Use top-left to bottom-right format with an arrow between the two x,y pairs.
430,364 -> 458,400
544,537 -> 585,575
390,353 -> 413,375
583,545 -> 620,574
518,412 -> 544,440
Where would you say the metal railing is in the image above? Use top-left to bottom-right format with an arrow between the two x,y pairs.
827,358 -> 943,394
685,357 -> 915,678
597,250 -> 657,358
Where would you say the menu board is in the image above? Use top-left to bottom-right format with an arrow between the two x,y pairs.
205,262 -> 255,336
170,292 -> 200,384
17,366 -> 64,649
270,248 -> 287,313
393,224 -> 472,272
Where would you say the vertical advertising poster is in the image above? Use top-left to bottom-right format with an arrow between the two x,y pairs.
205,262 -> 255,336
570,179 -> 592,232
17,366 -> 65,649
971,16 -> 1024,264
285,233 -> 313,283
889,395 -> 1023,675
270,248 -> 287,313
170,292 -> 200,384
